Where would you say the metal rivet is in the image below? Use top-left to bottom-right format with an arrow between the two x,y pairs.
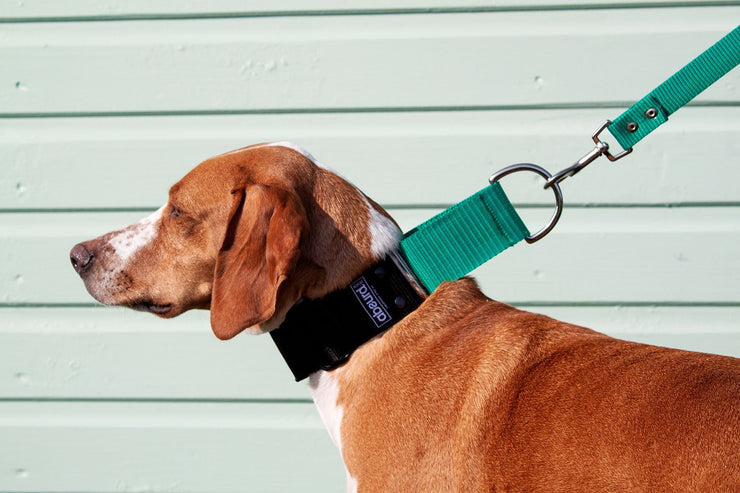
374,266 -> 386,278
394,296 -> 406,309
645,107 -> 658,119
626,121 -> 638,133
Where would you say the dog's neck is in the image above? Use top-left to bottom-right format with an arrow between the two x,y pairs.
298,169 -> 408,460
296,166 -> 403,296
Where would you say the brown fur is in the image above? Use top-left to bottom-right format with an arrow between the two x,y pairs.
339,278 -> 739,491
71,144 -> 740,492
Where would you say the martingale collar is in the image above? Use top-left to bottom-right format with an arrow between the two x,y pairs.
270,253 -> 426,381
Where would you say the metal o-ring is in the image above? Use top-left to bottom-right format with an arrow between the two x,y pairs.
626,121 -> 639,133
489,163 -> 564,243
645,107 -> 658,119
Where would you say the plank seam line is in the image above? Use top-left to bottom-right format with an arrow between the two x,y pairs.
1,2 -> 739,23
514,302 -> 740,307
0,101 -> 738,119
2,302 -> 740,309
2,203 -> 740,214
0,397 -> 313,404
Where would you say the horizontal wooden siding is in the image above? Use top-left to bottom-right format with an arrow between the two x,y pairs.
1,3 -> 738,492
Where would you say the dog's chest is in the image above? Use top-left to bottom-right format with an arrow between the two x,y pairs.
309,370 -> 345,450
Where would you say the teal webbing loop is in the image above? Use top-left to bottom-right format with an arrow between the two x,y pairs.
399,182 -> 529,293
608,25 -> 740,151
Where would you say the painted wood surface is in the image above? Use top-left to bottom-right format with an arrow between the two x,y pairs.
2,306 -> 738,401
2,108 -> 740,209
1,0 -> 711,20
2,207 -> 739,304
2,9 -> 739,115
1,2 -> 738,492
0,401 -> 344,493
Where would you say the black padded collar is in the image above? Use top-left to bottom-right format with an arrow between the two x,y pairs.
270,253 -> 426,381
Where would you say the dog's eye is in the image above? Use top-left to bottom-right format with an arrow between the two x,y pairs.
169,205 -> 184,219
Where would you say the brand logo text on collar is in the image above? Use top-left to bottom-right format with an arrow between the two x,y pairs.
350,276 -> 392,328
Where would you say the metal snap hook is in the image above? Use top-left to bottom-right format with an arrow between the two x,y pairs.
489,163 -> 564,243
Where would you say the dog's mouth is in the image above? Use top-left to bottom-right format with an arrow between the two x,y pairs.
130,301 -> 173,315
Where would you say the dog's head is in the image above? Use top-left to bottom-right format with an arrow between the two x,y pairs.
70,143 -> 400,339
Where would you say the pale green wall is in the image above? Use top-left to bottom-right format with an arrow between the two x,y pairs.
1,2 -> 738,492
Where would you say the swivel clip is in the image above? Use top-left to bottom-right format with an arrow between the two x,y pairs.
488,121 -> 633,244
545,120 -> 632,189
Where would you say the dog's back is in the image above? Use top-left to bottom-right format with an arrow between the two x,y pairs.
336,278 -> 740,492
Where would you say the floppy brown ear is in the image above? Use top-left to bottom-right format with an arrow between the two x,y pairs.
210,183 -> 307,340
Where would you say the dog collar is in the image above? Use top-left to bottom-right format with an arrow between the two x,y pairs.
271,182 -> 529,381
270,252 -> 425,381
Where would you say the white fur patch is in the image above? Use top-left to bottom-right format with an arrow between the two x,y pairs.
364,197 -> 402,259
108,206 -> 164,264
264,141 -> 319,163
309,370 -> 359,492
309,370 -> 344,450
217,141 -> 319,161
346,474 -> 358,493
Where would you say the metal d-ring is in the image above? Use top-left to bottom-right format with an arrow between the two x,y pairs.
489,163 -> 564,243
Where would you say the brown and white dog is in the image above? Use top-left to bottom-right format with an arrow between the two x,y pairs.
71,143 -> 739,492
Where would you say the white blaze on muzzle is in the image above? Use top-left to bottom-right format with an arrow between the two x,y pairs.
108,205 -> 165,265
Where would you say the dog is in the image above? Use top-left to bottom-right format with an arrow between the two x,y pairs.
71,142 -> 739,492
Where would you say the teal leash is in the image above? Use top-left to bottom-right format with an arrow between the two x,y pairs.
399,183 -> 530,293
400,24 -> 740,294
608,25 -> 740,151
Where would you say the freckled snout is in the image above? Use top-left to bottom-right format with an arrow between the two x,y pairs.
70,243 -> 94,275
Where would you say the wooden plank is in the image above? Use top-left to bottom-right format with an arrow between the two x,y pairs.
0,308 -> 306,400
1,306 -> 737,401
1,9 -> 738,114
473,206 -> 740,304
0,401 -> 344,493
1,207 -> 738,304
2,107 -> 739,209
0,0 -> 698,20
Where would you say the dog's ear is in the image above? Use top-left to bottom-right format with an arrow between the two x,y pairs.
210,183 -> 307,340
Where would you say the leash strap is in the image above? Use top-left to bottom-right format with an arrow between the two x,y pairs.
395,26 -> 740,293
491,25 -> 740,245
399,182 -> 530,293
608,25 -> 740,151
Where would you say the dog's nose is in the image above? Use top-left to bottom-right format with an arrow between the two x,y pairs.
70,243 -> 94,274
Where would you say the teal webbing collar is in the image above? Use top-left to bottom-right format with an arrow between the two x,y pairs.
399,182 -> 529,293
608,25 -> 740,151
